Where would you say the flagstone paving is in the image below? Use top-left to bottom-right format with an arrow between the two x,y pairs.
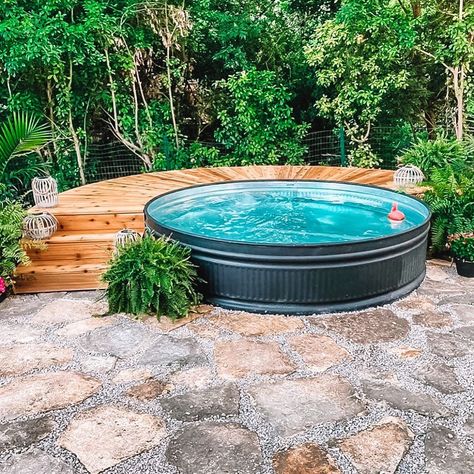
0,260 -> 473,473
337,417 -> 414,474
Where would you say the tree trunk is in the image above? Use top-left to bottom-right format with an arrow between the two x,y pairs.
411,0 -> 421,18
453,0 -> 465,140
164,3 -> 180,151
453,65 -> 464,140
68,59 -> 86,185
104,48 -> 119,132
46,79 -> 59,157
423,108 -> 437,140
69,110 -> 86,185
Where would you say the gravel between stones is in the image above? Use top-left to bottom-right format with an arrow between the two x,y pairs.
0,262 -> 473,473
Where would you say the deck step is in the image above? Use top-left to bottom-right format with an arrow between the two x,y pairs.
54,212 -> 145,232
17,216 -> 144,291
27,241 -> 114,263
26,230 -> 116,263
14,262 -> 108,293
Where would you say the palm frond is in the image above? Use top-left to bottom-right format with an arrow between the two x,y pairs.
0,112 -> 51,163
0,112 -> 51,196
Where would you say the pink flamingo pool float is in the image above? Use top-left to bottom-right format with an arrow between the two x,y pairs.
388,202 -> 405,221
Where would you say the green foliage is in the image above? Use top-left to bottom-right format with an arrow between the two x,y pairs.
399,136 -> 467,179
102,235 -> 201,319
306,0 -> 417,128
214,69 -> 309,165
0,112 -> 51,199
0,0 -> 472,190
348,143 -> 381,169
306,0 -> 474,141
450,235 -> 474,262
423,163 -> 474,253
0,200 -> 29,289
151,141 -> 222,171
179,142 -> 222,168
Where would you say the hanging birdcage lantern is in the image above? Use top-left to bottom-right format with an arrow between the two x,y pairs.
113,229 -> 141,253
32,176 -> 58,208
393,165 -> 425,188
23,211 -> 58,240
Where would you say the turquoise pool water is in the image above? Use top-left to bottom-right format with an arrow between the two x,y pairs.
146,181 -> 430,245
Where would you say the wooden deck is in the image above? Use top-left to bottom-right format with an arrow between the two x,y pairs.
14,165 -> 396,293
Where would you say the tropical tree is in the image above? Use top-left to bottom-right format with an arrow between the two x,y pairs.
306,0 -> 474,140
214,69 -> 309,165
0,112 -> 51,199
415,0 -> 474,140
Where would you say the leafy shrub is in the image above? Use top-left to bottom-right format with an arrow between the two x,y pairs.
348,143 -> 382,168
449,233 -> 474,262
50,147 -> 82,192
184,143 -> 222,168
423,163 -> 474,253
153,142 -> 223,171
0,200 -> 29,292
399,136 -> 467,179
214,68 -> 309,166
102,235 -> 201,318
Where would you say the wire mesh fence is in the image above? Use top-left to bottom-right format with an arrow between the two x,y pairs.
302,130 -> 343,167
84,142 -> 144,183
81,126 -> 413,184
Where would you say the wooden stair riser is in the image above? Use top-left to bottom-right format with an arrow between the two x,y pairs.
14,273 -> 107,293
55,213 -> 145,232
14,263 -> 107,294
27,241 -> 114,263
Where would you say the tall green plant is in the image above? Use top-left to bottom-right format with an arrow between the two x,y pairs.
102,235 -> 201,318
0,112 -> 51,197
423,164 -> 474,252
214,69 -> 308,165
0,200 -> 29,292
398,136 -> 467,179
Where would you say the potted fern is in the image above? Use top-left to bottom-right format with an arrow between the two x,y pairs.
448,233 -> 474,278
102,235 -> 202,318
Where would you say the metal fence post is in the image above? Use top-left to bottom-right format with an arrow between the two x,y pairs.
339,126 -> 347,166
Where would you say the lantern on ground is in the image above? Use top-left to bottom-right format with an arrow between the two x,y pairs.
23,211 -> 58,240
32,176 -> 58,208
393,165 -> 425,188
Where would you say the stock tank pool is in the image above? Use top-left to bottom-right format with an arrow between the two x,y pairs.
145,180 -> 430,314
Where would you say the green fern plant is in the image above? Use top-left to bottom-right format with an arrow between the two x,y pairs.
423,164 -> 474,253
0,200 -> 29,291
0,112 -> 51,199
398,135 -> 468,180
102,235 -> 202,318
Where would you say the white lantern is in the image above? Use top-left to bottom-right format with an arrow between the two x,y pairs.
393,165 -> 425,188
114,229 -> 141,253
32,176 -> 58,208
23,211 -> 58,240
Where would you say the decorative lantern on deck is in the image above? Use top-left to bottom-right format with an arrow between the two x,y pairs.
23,211 -> 58,240
393,165 -> 425,188
113,229 -> 141,254
32,176 -> 58,208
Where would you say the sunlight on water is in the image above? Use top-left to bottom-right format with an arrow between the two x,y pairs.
148,184 -> 428,245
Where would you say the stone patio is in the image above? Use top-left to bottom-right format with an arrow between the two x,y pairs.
0,260 -> 473,473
